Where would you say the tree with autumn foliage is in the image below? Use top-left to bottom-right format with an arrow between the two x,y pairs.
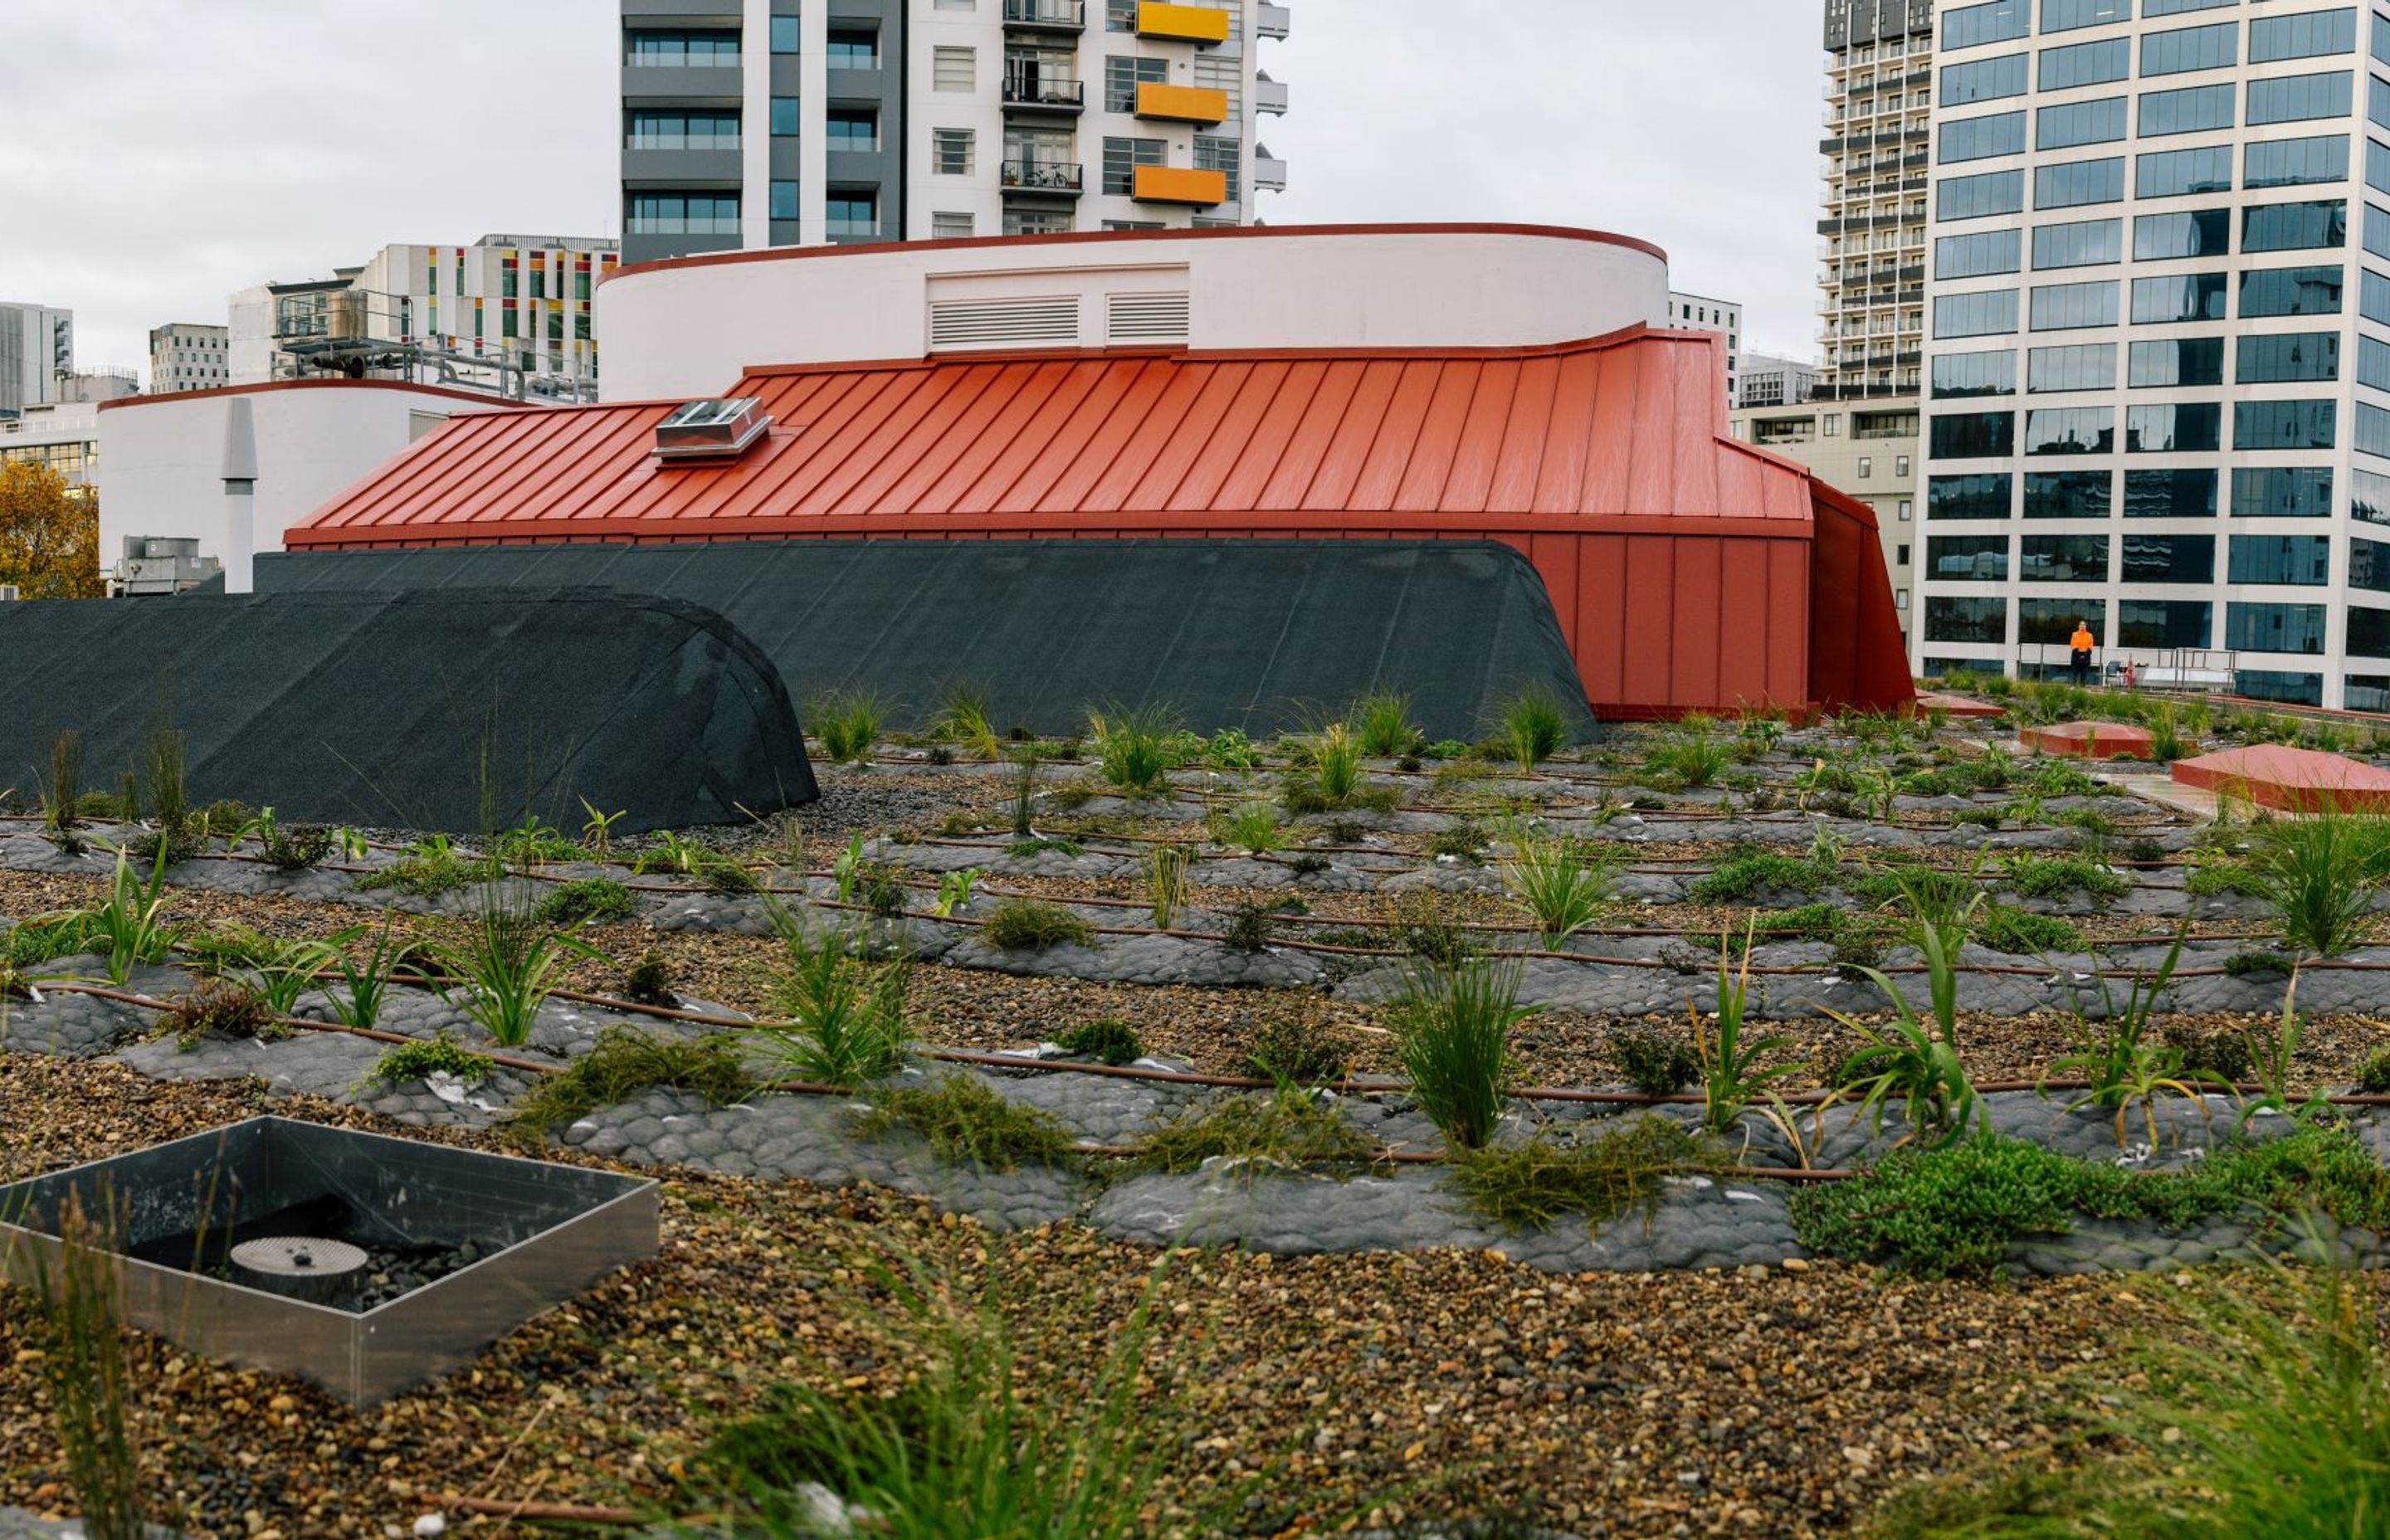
0,460 -> 103,598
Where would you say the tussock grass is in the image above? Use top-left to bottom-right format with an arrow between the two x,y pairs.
1448,1117 -> 1710,1231
506,1026 -> 754,1133
1133,1086 -> 1377,1174
851,1075 -> 1075,1171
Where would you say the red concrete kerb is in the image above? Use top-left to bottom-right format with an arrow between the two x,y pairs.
2171,743 -> 2390,813
2022,721 -> 2156,760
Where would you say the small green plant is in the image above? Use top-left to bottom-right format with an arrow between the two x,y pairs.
358,834 -> 491,896
2051,928 -> 2202,1148
1242,1011 -> 1349,1084
1198,728 -> 1260,770
167,977 -> 276,1050
578,798 -> 627,858
1388,958 -> 1538,1150
1087,701 -> 1180,797
83,846 -> 178,984
762,904 -> 913,1086
2224,948 -> 2296,978
327,924 -> 416,1031
1448,1118 -> 1709,1231
1217,802 -> 1283,855
1056,1017 -> 1143,1065
1498,834 -> 1614,948
1008,745 -> 1041,837
1351,691 -> 1418,758
37,1192 -> 144,1540
1221,898 -> 1275,953
1689,920 -> 1799,1137
236,931 -> 351,1016
1689,849 -> 1831,904
1389,889 -> 1485,967
490,817 -> 582,870
1144,844 -> 1190,929
535,878 -> 636,926
2002,855 -> 2129,905
1494,684 -> 1570,772
1646,722 -> 1731,788
812,690 -> 885,765
37,727 -> 83,833
425,885 -> 610,1048
246,807 -> 333,871
1290,720 -> 1368,807
369,1031 -> 492,1087
1826,910 -> 1984,1150
1974,905 -> 2085,955
981,898 -> 1094,951
852,1075 -> 1075,1170
931,681 -> 1005,762
507,1026 -> 754,1133
1135,1084 -> 1376,1173
2353,1044 -> 2390,1094
2249,806 -> 2390,957
622,949 -> 677,1007
1426,820 -> 1487,862
1609,1024 -> 1700,1096
2238,971 -> 2313,1122
934,866 -> 983,919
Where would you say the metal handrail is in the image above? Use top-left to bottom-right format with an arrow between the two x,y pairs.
1002,75 -> 1085,106
1002,159 -> 1085,192
1003,0 -> 1086,24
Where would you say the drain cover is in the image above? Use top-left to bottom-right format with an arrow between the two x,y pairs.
232,1236 -> 368,1305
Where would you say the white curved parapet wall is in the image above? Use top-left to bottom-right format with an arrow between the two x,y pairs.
96,383 -> 519,566
595,223 -> 1674,404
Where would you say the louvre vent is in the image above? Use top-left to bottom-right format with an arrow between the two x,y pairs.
1107,290 -> 1193,344
929,294 -> 1082,351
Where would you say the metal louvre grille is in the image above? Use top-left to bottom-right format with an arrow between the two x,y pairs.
928,295 -> 1082,350
1106,290 -> 1191,343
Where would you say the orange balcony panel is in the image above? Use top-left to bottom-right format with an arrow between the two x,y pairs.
1132,164 -> 1227,206
1137,2 -> 1231,43
1135,81 -> 1229,124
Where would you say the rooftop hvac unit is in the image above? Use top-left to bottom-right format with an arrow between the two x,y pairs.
0,586 -> 20,602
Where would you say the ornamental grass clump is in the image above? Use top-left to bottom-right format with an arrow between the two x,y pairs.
2249,803 -> 2390,958
37,1192 -> 144,1540
1495,685 -> 1570,772
426,885 -> 609,1048
1498,834 -> 1615,947
1825,894 -> 1984,1149
83,846 -> 178,985
762,903 -> 913,1087
535,877 -> 637,927
812,690 -> 885,765
980,898 -> 1094,951
1388,958 -> 1538,1150
1350,690 -> 1419,758
1087,701 -> 1180,797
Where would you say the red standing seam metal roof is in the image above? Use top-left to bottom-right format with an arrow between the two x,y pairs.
290,326 -> 1822,546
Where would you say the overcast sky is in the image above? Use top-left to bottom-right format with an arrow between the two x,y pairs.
0,1 -> 1825,380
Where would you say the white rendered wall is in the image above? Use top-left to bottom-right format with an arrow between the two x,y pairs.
596,226 -> 1674,402
95,385 -> 508,562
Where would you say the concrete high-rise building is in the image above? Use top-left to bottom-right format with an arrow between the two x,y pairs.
1663,291 -> 1743,402
149,324 -> 230,395
1739,352 -> 1822,407
1819,1 -> 1936,402
617,0 -> 1290,266
0,303 -> 73,418
1915,0 -> 2388,708
228,235 -> 616,402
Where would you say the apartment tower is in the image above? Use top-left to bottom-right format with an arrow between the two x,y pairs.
1917,0 -> 2390,708
618,0 -> 1290,266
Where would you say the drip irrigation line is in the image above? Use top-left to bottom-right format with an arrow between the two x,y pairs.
40,982 -> 563,1076
433,1494 -> 646,1524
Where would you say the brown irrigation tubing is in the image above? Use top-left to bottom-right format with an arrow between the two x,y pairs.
434,1494 -> 646,1523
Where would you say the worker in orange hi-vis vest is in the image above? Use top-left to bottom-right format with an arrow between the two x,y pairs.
2068,620 -> 2095,688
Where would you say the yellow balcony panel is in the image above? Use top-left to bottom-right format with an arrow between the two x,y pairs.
1135,81 -> 1229,124
1137,1 -> 1231,44
1132,164 -> 1227,206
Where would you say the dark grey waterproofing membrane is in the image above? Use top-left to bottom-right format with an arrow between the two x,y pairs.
0,587 -> 816,831
0,1117 -> 658,1406
255,539 -> 1597,742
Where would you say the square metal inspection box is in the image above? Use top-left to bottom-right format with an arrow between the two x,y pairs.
0,1117 -> 659,1406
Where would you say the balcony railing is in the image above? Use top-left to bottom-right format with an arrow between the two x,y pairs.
1002,158 -> 1085,193
1003,0 -> 1086,28
1003,74 -> 1085,108
827,219 -> 882,239
626,133 -> 743,150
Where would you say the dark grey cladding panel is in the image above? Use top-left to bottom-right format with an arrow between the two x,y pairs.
255,539 -> 1597,744
0,587 -> 815,832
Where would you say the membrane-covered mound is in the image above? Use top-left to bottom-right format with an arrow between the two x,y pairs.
0,587 -> 813,831
254,539 -> 1598,742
